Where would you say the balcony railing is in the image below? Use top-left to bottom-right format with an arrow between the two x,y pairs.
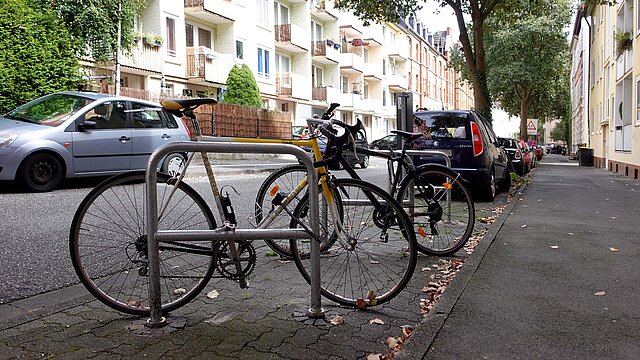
312,86 -> 327,101
119,41 -> 163,74
186,46 -> 235,84
275,24 -> 292,42
274,24 -> 309,52
276,73 -> 293,97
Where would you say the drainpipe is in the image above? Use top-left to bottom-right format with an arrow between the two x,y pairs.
583,14 -> 591,148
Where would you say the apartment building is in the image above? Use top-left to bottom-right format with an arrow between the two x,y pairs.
571,1 -> 640,180
81,0 -> 471,142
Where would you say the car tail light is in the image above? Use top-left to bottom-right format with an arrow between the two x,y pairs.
180,118 -> 192,139
470,121 -> 483,157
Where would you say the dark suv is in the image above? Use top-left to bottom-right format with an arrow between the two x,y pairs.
411,109 -> 510,201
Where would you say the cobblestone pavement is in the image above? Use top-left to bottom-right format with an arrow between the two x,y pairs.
0,180 -> 514,360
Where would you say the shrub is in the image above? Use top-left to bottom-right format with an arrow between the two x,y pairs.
222,64 -> 262,108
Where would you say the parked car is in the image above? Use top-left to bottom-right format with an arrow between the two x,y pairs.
516,139 -> 534,172
498,137 -> 526,176
0,91 -> 190,192
411,109 -> 511,201
369,134 -> 400,150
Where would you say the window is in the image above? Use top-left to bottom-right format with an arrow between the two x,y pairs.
186,24 -> 194,47
341,76 -> 348,94
166,17 -> 176,57
182,89 -> 193,97
382,59 -> 386,75
383,89 -> 387,106
83,101 -> 127,130
311,21 -> 323,42
131,102 -> 169,129
313,66 -> 324,87
274,2 -> 289,25
256,0 -> 268,25
275,53 -> 291,73
636,76 -> 640,125
236,40 -> 244,60
363,81 -> 369,99
198,28 -> 211,48
257,47 -> 270,79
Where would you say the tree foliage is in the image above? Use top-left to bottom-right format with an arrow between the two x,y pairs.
485,0 -> 571,138
333,0 -> 422,26
223,64 -> 262,108
0,0 -> 79,113
37,0 -> 146,63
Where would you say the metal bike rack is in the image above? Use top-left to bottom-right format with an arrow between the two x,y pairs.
144,141 -> 321,327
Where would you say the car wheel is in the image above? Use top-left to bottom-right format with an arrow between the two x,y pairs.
498,167 -> 512,191
360,156 -> 369,169
19,153 -> 63,192
480,169 -> 496,202
370,145 -> 380,150
162,153 -> 186,174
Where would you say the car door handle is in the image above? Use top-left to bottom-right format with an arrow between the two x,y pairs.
162,134 -> 171,139
119,136 -> 131,142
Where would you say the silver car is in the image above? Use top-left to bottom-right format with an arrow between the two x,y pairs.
0,91 -> 190,191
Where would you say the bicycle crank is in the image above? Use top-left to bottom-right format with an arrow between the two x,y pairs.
214,240 -> 256,285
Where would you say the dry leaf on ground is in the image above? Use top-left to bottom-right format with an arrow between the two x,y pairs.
386,336 -> 400,349
330,315 -> 344,325
369,318 -> 385,325
206,290 -> 219,299
550,245 -> 559,249
594,291 -> 606,296
609,247 -> 619,252
366,355 -> 381,360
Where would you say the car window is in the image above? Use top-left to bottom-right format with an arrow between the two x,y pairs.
413,112 -> 470,139
81,101 -> 127,130
7,93 -> 94,127
130,102 -> 167,129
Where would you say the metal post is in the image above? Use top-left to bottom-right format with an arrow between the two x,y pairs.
145,141 -> 322,324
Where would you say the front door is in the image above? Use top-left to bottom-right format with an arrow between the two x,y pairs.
72,100 -> 131,173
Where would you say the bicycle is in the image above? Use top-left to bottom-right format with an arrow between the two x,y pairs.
69,98 -> 418,315
255,107 -> 475,257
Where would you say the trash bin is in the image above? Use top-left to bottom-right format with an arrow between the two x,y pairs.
578,147 -> 594,166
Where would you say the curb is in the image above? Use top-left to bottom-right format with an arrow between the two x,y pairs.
396,181 -> 528,359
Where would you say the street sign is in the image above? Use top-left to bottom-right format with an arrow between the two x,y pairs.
527,119 -> 537,135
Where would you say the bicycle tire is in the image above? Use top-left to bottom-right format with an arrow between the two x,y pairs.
290,178 -> 418,307
397,166 -> 475,256
69,171 -> 217,316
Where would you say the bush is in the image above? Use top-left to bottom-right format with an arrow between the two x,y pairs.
0,0 -> 79,113
222,64 -> 262,108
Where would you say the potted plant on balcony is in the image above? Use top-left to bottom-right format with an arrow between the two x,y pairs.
143,33 -> 163,47
326,39 -> 334,47
616,29 -> 632,58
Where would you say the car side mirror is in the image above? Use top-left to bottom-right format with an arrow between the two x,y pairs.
78,120 -> 97,132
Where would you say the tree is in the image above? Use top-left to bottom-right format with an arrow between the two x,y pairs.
0,0 -> 79,113
484,0 -> 571,138
335,0 -> 501,122
37,0 -> 146,63
223,64 -> 262,108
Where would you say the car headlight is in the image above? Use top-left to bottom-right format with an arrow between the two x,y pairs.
0,133 -> 19,149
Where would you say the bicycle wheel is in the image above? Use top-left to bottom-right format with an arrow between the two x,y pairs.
255,164 -> 308,257
290,178 -> 417,307
69,171 -> 217,316
397,166 -> 475,256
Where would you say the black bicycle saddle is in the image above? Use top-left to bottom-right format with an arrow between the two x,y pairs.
161,98 -> 217,111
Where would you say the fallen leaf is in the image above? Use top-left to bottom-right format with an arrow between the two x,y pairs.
610,216 -> 616,219
609,247 -> 619,252
550,245 -> 559,249
369,318 -> 385,325
568,232 -> 574,236
421,267 -> 431,271
521,224 -> 527,228
386,336 -> 400,349
276,259 -> 291,264
173,288 -> 187,295
330,315 -> 344,325
370,260 -> 380,264
594,291 -> 606,296
401,325 -> 413,337
367,355 -> 381,360
356,299 -> 367,309
537,199 -> 542,202
206,290 -> 219,299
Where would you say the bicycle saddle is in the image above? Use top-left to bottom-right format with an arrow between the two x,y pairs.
161,98 -> 217,111
391,130 -> 423,142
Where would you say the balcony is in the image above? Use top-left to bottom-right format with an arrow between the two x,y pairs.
184,0 -> 235,24
274,24 -> 309,53
363,63 -> 383,81
616,50 -> 633,80
388,42 -> 408,62
311,1 -> 338,22
120,41 -> 163,74
388,74 -> 408,91
339,52 -> 364,74
312,86 -> 340,103
311,41 -> 340,64
339,92 -> 363,108
275,73 -> 292,97
359,98 -> 378,113
186,46 -> 235,85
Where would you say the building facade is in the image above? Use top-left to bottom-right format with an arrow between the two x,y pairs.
571,1 -> 640,179
82,0 -> 473,141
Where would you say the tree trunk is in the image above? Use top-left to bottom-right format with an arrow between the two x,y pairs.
520,96 -> 529,139
472,19 -> 492,122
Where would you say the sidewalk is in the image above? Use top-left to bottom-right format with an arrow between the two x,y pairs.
399,154 -> 640,359
1,155 -> 638,359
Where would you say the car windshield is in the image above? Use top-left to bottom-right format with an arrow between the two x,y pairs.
5,93 -> 94,127
413,112 -> 470,140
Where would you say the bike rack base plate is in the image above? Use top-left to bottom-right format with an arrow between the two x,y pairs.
128,315 -> 188,336
293,309 -> 340,327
